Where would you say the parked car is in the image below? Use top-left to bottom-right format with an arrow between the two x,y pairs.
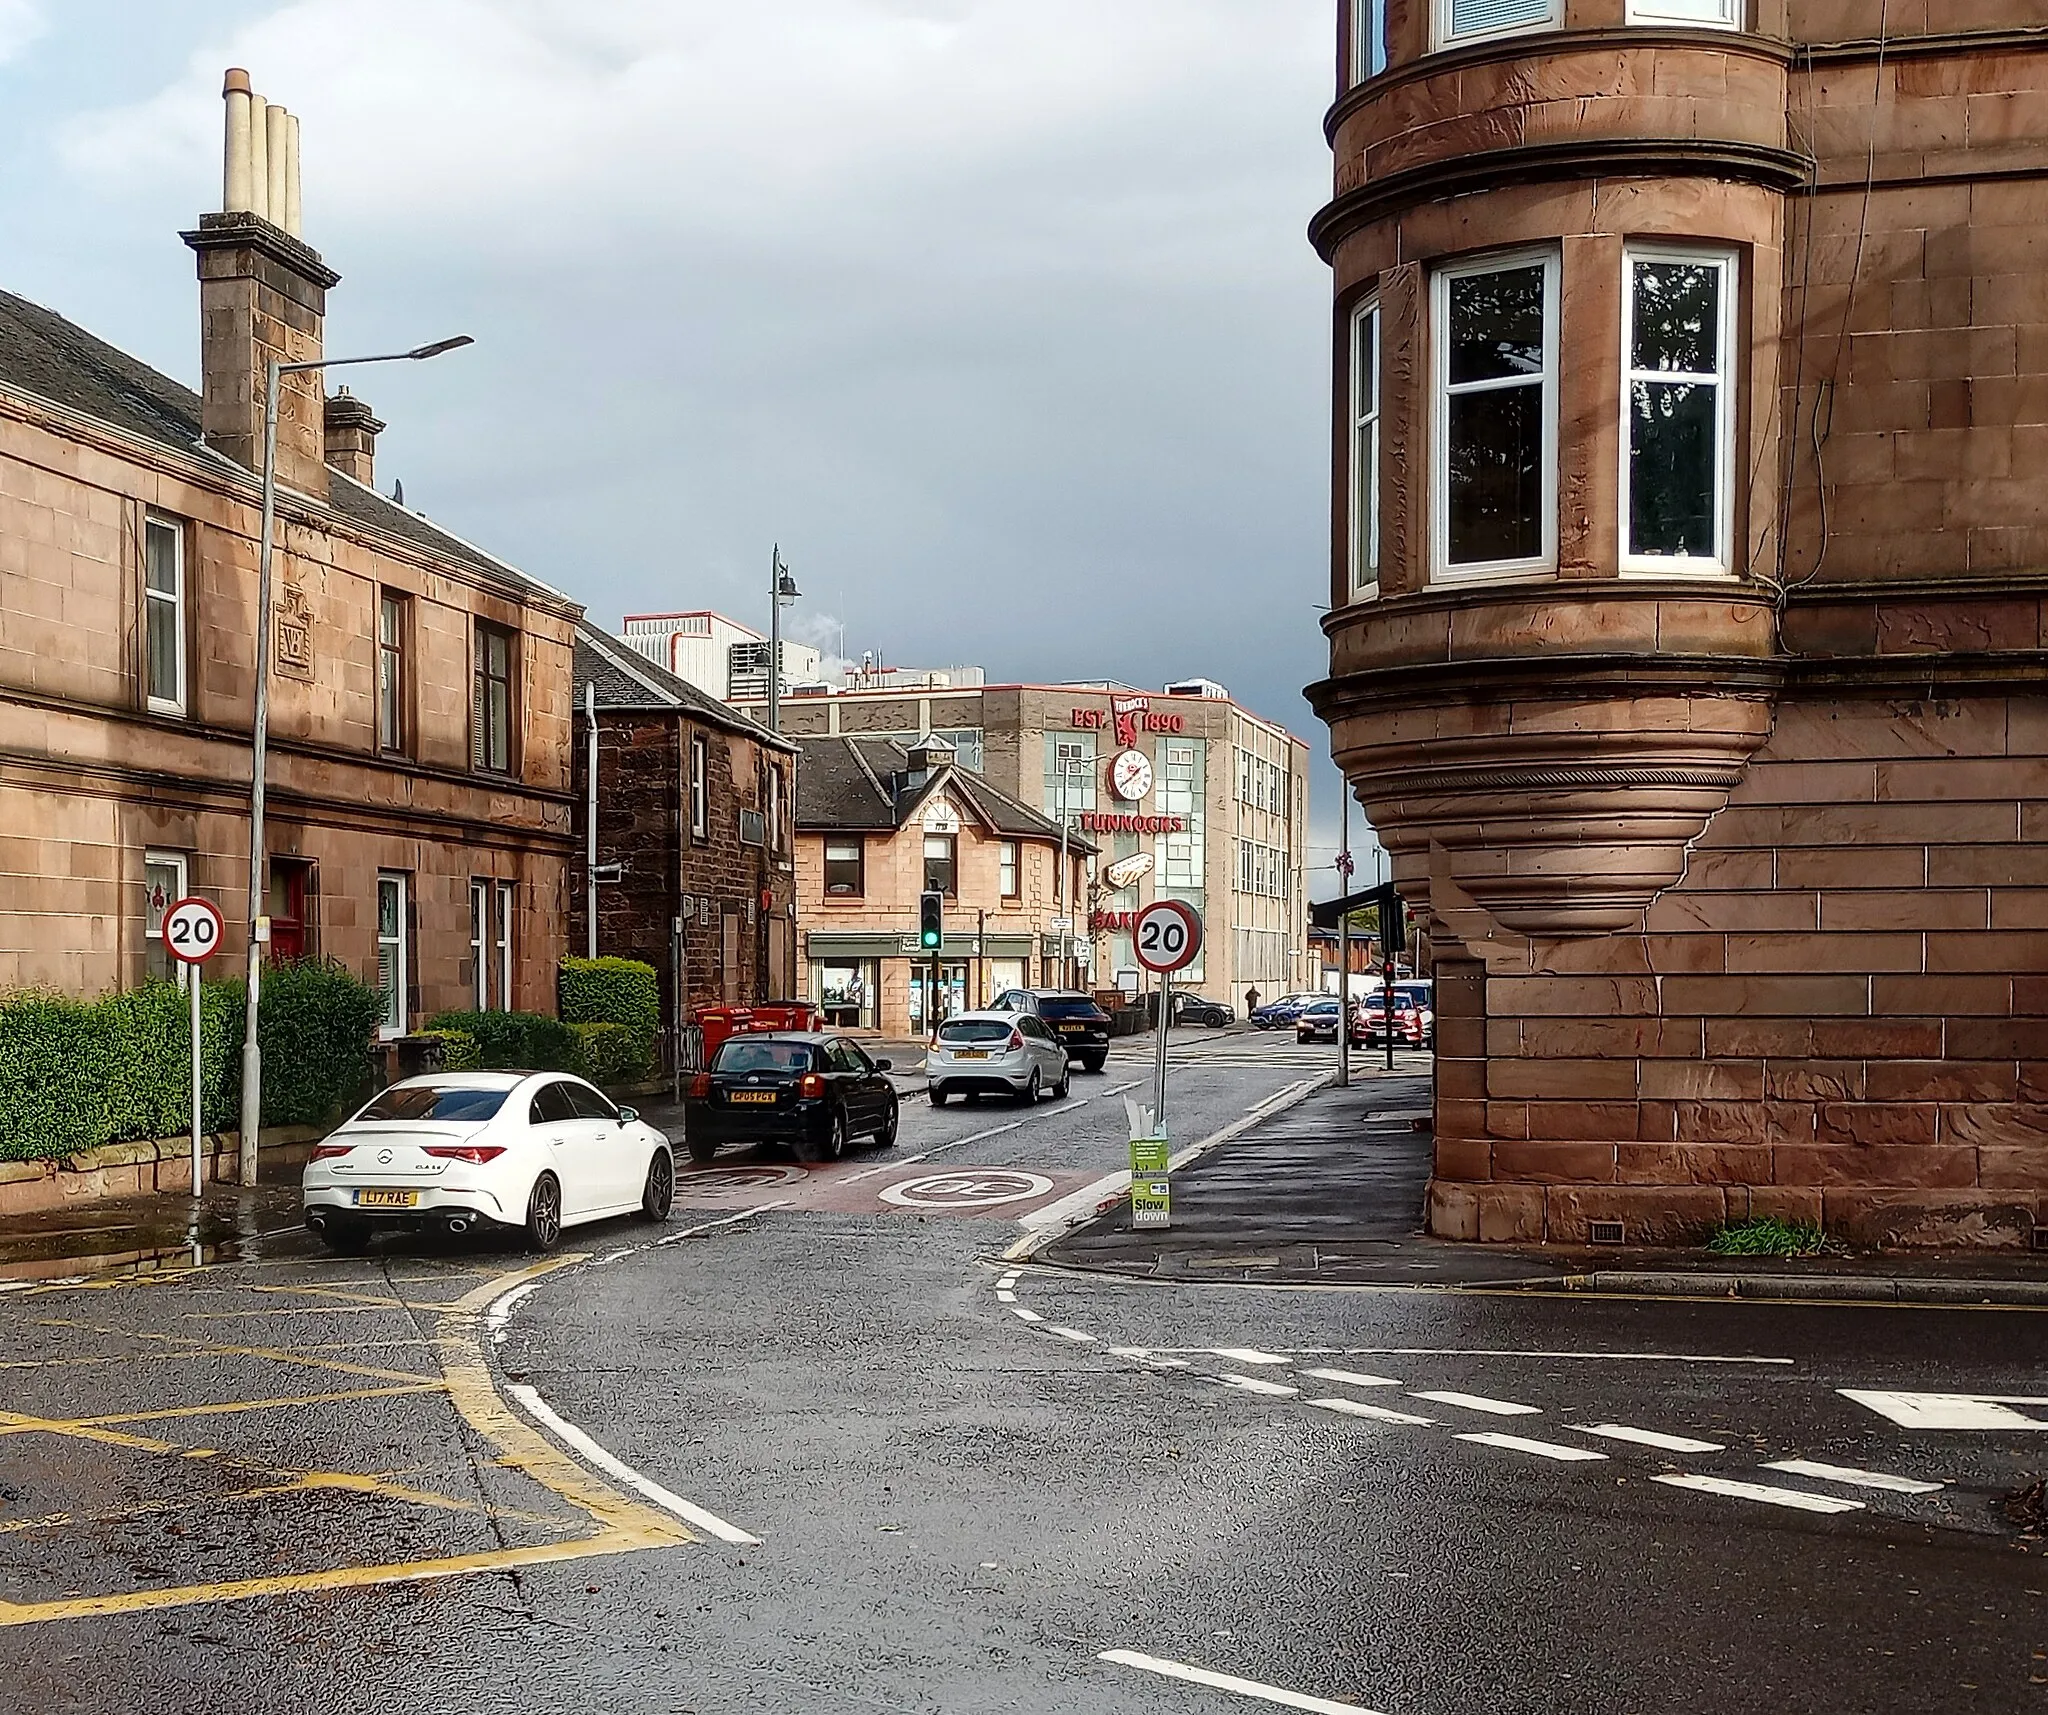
683,1032 -> 899,1165
1295,997 -> 1366,1046
303,1071 -> 674,1255
991,989 -> 1113,1073
1172,993 -> 1235,1028
929,1011 -> 1072,1105
1249,992 -> 1320,1029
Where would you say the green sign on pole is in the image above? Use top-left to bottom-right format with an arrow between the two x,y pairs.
1129,1134 -> 1171,1230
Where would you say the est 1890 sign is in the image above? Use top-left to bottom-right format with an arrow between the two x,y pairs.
1132,899 -> 1202,976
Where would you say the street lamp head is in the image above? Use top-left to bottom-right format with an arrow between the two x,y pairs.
407,335 -> 475,361
776,571 -> 802,602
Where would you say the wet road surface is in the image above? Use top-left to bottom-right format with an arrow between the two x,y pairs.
1,1031 -> 2043,1713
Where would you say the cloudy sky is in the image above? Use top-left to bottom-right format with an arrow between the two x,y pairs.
0,0 -> 1382,886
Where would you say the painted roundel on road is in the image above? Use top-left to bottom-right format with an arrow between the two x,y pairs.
1109,749 -> 1154,802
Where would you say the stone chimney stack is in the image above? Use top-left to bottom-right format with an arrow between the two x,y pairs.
182,68 -> 338,500
322,388 -> 383,487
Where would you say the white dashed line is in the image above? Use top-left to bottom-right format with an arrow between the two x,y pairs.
484,1280 -> 540,1346
594,1247 -> 634,1266
1654,1473 -> 1865,1515
507,1383 -> 759,1544
996,1272 -> 1021,1291
656,1200 -> 796,1246
1215,1373 -> 1300,1398
1050,1326 -> 1096,1344
1011,1306 -> 1043,1323
1304,1367 -> 1403,1391
1763,1458 -> 1945,1495
996,1290 -> 1018,1304
1100,1650 -> 1386,1715
1576,1423 -> 1726,1454
1839,1388 -> 2048,1430
1411,1391 -> 1542,1417
1211,1348 -> 1292,1366
1457,1432 -> 1607,1464
1308,1398 -> 1436,1426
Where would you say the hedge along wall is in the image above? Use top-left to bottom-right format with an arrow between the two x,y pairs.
559,957 -> 660,1043
0,961 -> 383,1164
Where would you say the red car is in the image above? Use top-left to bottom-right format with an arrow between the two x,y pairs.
1360,989 -> 1430,1048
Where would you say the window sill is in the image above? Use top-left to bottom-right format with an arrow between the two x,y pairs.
1619,560 -> 1739,581
1426,562 -> 1557,589
145,699 -> 187,718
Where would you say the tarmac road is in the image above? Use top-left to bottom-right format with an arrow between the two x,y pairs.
0,1029 -> 2043,1714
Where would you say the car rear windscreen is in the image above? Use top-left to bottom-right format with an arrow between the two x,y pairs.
940,1021 -> 1014,1044
714,1041 -> 815,1075
356,1086 -> 509,1123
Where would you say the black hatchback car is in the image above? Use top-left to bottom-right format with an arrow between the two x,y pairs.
684,1032 -> 899,1165
992,989 -> 1113,1072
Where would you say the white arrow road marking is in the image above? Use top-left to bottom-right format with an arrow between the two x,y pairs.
1457,1432 -> 1608,1464
1840,1388 -> 2048,1430
1411,1390 -> 1541,1417
1654,1473 -> 1865,1515
1304,1367 -> 1403,1390
1576,1423 -> 1726,1454
1100,1650 -> 1387,1715
1308,1398 -> 1436,1426
1764,1458 -> 1945,1495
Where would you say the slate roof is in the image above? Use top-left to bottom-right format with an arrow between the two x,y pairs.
793,735 -> 1094,850
0,287 -> 567,607
573,623 -> 793,749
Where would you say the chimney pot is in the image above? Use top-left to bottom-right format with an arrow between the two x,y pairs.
223,67 -> 252,96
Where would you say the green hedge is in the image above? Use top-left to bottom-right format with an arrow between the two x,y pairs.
423,1028 -> 481,1073
0,962 -> 380,1164
569,1022 -> 650,1087
424,1009 -> 583,1073
560,957 -> 660,1043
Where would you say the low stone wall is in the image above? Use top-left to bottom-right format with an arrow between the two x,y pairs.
0,1127 -> 326,1218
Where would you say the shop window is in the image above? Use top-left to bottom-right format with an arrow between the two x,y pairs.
472,622 -> 516,774
1434,251 -> 1558,582
924,834 -> 957,898
1351,299 -> 1381,600
1439,0 -> 1558,48
144,850 -> 188,987
267,857 -> 315,962
144,515 -> 186,716
1623,247 -> 1737,576
377,590 -> 409,755
825,839 -> 865,897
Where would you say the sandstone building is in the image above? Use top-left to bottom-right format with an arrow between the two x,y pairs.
0,72 -> 578,1029
1313,3 -> 2048,1248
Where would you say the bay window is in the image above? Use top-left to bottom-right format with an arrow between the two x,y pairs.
1622,247 -> 1737,576
1439,0 -> 1558,49
1350,0 -> 1387,83
1434,251 -> 1558,581
1350,298 -> 1381,599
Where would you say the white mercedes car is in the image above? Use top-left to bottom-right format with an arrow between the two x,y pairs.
302,1071 -> 675,1253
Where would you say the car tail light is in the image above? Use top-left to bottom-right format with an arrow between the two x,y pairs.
309,1144 -> 353,1162
422,1145 -> 507,1165
689,1073 -> 712,1099
799,1073 -> 825,1098
1007,1028 -> 1024,1050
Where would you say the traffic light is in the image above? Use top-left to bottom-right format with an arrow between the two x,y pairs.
919,891 -> 944,951
1374,883 -> 1406,957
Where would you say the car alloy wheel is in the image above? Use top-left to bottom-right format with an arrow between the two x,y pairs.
878,1098 -> 900,1147
1019,1069 -> 1041,1106
524,1173 -> 563,1252
640,1149 -> 675,1222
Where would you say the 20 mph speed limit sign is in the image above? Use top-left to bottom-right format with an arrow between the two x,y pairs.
1133,899 -> 1203,975
162,896 -> 225,965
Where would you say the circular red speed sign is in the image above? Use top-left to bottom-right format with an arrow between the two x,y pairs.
161,896 -> 225,965
1133,899 -> 1203,975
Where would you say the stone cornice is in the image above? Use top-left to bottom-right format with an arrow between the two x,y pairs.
1799,27 -> 2048,67
1310,138 -> 1812,260
179,214 -> 342,291
1306,653 -> 1791,723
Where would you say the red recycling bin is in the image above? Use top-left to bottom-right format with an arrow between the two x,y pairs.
694,1006 -> 755,1062
748,1000 -> 822,1034
693,1001 -> 821,1062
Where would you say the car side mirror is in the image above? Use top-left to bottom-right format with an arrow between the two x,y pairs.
874,1059 -> 893,1072
618,1107 -> 638,1125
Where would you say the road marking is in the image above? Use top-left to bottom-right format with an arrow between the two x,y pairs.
1457,1432 -> 1607,1464
1303,1367 -> 1402,1390
843,1121 -> 1026,1182
880,1170 -> 1055,1210
996,1290 -> 1018,1304
1840,1388 -> 2048,1430
1100,1649 -> 1386,1715
507,1384 -> 758,1544
1212,1348 -> 1292,1366
1307,1398 -> 1436,1426
1307,1347 -> 1794,1367
1050,1326 -> 1097,1344
1411,1391 -> 1541,1417
594,1247 -> 634,1266
656,1200 -> 797,1246
996,1271 -> 1021,1291
1011,1306 -> 1044,1323
1654,1473 -> 1865,1514
1576,1423 -> 1726,1454
1215,1373 -> 1300,1398
1763,1458 -> 1945,1495
485,1280 -> 541,1344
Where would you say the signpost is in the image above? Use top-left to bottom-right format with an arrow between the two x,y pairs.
1130,898 -> 1203,1231
162,896 -> 225,1198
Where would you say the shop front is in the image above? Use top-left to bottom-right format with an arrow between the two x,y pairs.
807,930 -> 1041,1036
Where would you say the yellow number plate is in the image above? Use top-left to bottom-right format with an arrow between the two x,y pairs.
954,1050 -> 989,1060
355,1189 -> 419,1208
729,1091 -> 778,1105
1057,1024 -> 1085,1033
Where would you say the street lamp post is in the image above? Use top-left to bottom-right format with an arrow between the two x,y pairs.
767,546 -> 800,736
236,336 -> 473,1186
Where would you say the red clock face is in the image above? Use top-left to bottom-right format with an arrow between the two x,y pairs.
1109,750 -> 1153,802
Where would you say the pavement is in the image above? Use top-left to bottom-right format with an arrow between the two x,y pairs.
0,1028 -> 2046,1712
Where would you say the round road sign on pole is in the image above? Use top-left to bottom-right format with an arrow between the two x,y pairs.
162,896 -> 226,965
1133,899 -> 1202,976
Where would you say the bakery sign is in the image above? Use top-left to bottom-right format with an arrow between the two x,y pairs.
1070,695 -> 1185,746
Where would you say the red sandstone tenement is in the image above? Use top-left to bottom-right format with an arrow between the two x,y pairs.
1312,4 -> 2048,1247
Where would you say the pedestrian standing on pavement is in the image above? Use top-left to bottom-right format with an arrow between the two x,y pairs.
1245,985 -> 1261,1014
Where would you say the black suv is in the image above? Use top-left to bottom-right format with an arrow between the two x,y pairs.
992,989 -> 1112,1073
1171,993 -> 1235,1028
